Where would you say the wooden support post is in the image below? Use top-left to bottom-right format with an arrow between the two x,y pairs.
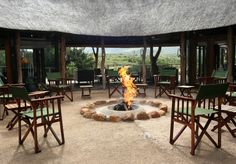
92,47 -> 99,69
54,35 -> 60,72
180,32 -> 186,84
207,38 -> 215,75
101,39 -> 106,89
16,31 -> 22,83
60,34 -> 66,84
4,33 -> 13,83
188,37 -> 197,84
141,38 -> 147,84
227,26 -> 235,82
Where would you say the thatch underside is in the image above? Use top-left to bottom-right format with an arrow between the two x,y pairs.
0,0 -> 235,36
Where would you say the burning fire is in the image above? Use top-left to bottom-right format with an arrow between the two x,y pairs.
118,67 -> 137,109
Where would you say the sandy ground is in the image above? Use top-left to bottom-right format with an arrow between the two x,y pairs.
0,86 -> 236,164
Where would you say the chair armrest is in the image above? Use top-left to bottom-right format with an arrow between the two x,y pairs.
198,76 -> 213,84
169,94 -> 195,101
31,95 -> 64,102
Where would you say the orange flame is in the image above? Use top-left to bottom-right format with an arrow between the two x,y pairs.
118,67 -> 137,108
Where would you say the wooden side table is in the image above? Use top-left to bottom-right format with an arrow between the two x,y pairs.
80,85 -> 93,98
177,85 -> 195,97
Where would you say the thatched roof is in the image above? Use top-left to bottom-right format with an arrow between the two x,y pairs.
0,0 -> 235,36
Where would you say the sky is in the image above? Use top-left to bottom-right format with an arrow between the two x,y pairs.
84,47 -> 179,55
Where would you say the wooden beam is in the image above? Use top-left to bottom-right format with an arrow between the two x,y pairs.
60,34 -> 66,83
16,31 -> 22,83
227,26 -> 235,82
180,32 -> 186,84
4,33 -> 13,83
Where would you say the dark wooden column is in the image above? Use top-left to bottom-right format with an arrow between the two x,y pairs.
60,34 -> 66,83
54,35 -> 60,72
227,26 -> 235,82
101,38 -> 106,89
206,38 -> 215,75
141,38 -> 147,84
33,48 -> 45,82
4,33 -> 13,83
180,32 -> 186,84
188,36 -> 197,84
15,31 -> 22,83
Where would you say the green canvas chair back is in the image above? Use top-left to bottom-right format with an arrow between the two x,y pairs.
0,77 -> 4,87
159,69 -> 176,77
46,72 -> 61,81
196,83 -> 228,100
211,69 -> 228,79
10,86 -> 30,102
107,69 -> 118,77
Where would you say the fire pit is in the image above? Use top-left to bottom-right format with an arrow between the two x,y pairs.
80,67 -> 168,122
80,99 -> 168,122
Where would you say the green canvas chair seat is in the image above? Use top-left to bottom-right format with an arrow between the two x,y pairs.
0,94 -> 13,98
21,108 -> 58,119
169,83 -> 228,155
11,86 -> 65,153
157,81 -> 171,85
181,107 -> 217,116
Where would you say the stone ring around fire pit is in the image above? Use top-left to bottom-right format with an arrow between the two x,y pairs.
80,99 -> 168,122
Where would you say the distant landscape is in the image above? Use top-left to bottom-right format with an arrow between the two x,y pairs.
85,47 -> 180,68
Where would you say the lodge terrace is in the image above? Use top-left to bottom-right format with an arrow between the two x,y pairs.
0,0 -> 236,163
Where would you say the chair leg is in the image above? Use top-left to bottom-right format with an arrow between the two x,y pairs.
34,124 -> 41,153
190,117 -> 195,155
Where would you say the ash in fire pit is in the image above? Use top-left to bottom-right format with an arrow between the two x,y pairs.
113,101 -> 136,111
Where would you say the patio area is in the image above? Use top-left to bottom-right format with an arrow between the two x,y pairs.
0,87 -> 235,164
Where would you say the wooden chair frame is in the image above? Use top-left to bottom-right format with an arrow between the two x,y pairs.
169,84 -> 228,155
198,69 -> 228,85
47,72 -> 73,102
11,86 -> 65,153
154,69 -> 177,98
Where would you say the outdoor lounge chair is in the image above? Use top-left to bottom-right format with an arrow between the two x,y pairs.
198,69 -> 228,85
11,86 -> 65,153
211,83 -> 236,137
46,72 -> 73,101
0,78 -> 24,120
106,69 -> 123,98
154,68 -> 177,98
169,83 -> 228,155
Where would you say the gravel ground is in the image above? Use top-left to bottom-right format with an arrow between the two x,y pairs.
0,87 -> 235,164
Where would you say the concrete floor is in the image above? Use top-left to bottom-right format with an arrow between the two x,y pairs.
0,87 -> 235,164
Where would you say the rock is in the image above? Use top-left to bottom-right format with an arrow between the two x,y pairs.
158,110 -> 166,116
150,101 -> 162,107
108,115 -> 121,122
136,112 -> 150,120
83,110 -> 96,119
85,103 -> 95,109
94,100 -> 107,105
121,113 -> 135,122
147,111 -> 160,118
92,113 -> 106,121
160,105 -> 168,113
139,100 -> 147,104
80,107 -> 90,115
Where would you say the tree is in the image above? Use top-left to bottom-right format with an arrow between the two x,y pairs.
150,46 -> 162,75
